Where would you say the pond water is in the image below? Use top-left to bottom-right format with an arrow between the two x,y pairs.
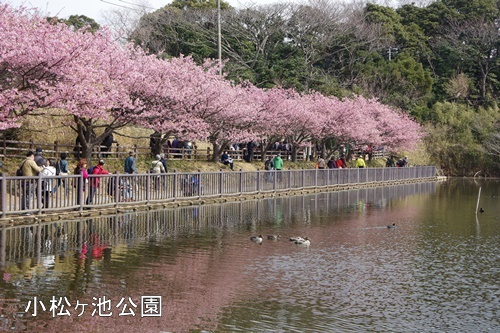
0,179 -> 498,333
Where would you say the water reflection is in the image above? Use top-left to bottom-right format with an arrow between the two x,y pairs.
0,180 -> 498,332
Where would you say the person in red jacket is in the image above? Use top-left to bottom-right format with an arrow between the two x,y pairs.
86,159 -> 109,206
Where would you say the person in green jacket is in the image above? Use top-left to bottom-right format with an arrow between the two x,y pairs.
273,154 -> 284,181
272,154 -> 283,170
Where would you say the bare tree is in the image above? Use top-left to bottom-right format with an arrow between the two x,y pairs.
435,17 -> 499,102
102,0 -> 154,42
483,131 -> 500,158
222,3 -> 290,75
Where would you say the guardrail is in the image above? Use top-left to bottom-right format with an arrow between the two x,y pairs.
0,166 -> 436,218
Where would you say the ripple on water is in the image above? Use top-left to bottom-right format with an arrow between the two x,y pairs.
226,232 -> 500,333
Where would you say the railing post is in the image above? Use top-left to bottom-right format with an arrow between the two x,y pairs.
173,170 -> 177,201
146,172 -> 151,203
114,174 -> 120,205
288,169 -> 292,189
1,173 -> 6,218
315,168 -> 318,189
239,169 -> 243,195
197,169 -> 202,196
273,169 -> 276,192
219,169 -> 223,197
302,169 -> 305,189
257,169 -> 260,193
79,174 -> 84,211
37,174 -> 42,215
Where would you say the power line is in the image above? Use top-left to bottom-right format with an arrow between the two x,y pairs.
116,0 -> 156,10
100,0 -> 155,12
100,0 -> 139,11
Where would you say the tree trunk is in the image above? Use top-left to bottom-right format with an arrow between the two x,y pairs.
291,145 -> 298,162
210,141 -> 222,163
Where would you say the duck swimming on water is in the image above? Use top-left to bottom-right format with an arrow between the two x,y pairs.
479,208 -> 485,213
295,237 -> 310,246
250,235 -> 263,243
387,223 -> 396,229
267,235 -> 280,240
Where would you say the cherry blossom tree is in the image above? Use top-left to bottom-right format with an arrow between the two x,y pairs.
253,87 -> 327,162
319,95 -> 423,158
0,5 -> 139,161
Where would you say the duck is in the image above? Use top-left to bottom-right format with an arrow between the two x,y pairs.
387,223 -> 396,229
267,234 -> 281,240
289,236 -> 305,242
479,208 -> 485,213
295,237 -> 310,246
250,235 -> 263,243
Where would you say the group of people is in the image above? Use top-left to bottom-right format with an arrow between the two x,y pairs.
18,148 -> 172,210
18,148 -> 71,213
386,155 -> 410,168
17,145 -> 410,211
317,155 -> 348,169
150,133 -> 195,159
316,154 -> 409,169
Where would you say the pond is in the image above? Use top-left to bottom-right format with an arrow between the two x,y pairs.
0,179 -> 498,332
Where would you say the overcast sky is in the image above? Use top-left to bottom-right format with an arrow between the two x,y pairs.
5,0 -> 278,23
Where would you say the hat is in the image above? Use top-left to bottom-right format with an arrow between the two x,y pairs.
155,154 -> 161,160
98,159 -> 105,165
36,158 -> 46,167
35,147 -> 42,153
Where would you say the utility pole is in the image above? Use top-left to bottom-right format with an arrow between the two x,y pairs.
217,0 -> 222,76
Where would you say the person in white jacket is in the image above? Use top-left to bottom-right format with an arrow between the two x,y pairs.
40,158 -> 57,208
151,154 -> 166,191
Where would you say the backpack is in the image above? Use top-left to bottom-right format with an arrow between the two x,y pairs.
87,166 -> 95,175
55,160 -> 61,175
264,159 -> 273,170
16,160 -> 27,176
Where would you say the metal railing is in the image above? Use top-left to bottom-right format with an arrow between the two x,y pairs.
0,166 -> 436,218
